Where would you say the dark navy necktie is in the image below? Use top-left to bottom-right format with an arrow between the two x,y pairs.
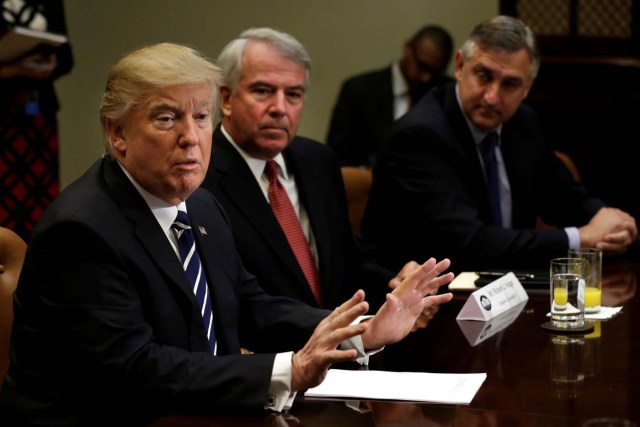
480,132 -> 503,227
172,211 -> 216,354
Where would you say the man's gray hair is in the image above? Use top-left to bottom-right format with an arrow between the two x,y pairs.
460,15 -> 540,81
217,27 -> 311,92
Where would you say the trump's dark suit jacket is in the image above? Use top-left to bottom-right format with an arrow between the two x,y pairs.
359,83 -> 605,273
200,126 -> 392,311
0,156 -> 326,425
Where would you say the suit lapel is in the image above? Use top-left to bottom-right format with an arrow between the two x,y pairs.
442,85 -> 484,175
211,129 -> 311,288
284,142 -> 332,292
379,67 -> 395,124
101,158 -> 199,309
441,85 -> 494,221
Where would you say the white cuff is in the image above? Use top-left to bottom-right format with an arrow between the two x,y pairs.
340,315 -> 384,365
565,227 -> 580,249
265,352 -> 297,412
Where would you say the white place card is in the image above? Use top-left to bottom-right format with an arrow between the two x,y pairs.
456,272 -> 529,321
457,300 -> 527,346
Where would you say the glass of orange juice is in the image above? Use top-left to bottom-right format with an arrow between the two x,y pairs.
568,248 -> 602,314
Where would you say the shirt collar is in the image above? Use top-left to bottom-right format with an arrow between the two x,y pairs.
391,60 -> 409,98
117,161 -> 185,232
221,124 -> 288,180
454,84 -> 502,146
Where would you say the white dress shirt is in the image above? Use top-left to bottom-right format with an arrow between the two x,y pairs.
391,60 -> 411,120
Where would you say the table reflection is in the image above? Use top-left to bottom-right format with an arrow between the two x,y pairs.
583,321 -> 601,379
550,335 -> 585,399
602,261 -> 637,306
152,248 -> 640,426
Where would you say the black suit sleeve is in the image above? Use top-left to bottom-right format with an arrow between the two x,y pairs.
359,92 -> 605,272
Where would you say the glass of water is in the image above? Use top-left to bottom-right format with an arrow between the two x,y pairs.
550,257 -> 587,329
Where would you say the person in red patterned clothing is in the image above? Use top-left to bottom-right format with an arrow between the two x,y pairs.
0,0 -> 73,241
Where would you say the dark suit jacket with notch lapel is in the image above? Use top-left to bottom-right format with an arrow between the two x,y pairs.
358,82 -> 605,273
326,65 -> 454,168
326,66 -> 395,168
0,156 -> 327,426
200,125 -> 392,311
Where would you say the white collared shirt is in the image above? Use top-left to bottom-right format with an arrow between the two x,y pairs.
117,162 -> 183,255
391,60 -> 411,120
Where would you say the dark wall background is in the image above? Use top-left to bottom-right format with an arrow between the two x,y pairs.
503,0 -> 640,223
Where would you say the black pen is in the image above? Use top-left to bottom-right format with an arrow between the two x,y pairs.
475,271 -> 536,280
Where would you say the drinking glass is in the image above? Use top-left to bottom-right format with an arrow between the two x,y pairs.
568,248 -> 602,313
550,257 -> 586,329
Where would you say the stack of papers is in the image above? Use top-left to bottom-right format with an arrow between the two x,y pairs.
448,272 -> 481,291
305,369 -> 487,405
449,271 -> 548,292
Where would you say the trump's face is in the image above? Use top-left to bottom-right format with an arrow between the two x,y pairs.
108,83 -> 214,205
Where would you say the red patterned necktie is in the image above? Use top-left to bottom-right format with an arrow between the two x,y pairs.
265,160 -> 323,307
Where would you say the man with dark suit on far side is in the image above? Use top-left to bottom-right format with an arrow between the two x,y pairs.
326,24 -> 454,169
201,28 -> 444,315
358,15 -> 637,274
0,42 -> 454,426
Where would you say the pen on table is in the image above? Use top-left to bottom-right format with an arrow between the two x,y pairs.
475,271 -> 536,280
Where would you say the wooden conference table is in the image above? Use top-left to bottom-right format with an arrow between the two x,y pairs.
153,248 -> 640,426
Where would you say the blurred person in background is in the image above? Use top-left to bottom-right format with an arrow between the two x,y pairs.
0,0 -> 73,241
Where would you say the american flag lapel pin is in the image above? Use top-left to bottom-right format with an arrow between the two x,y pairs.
198,226 -> 207,236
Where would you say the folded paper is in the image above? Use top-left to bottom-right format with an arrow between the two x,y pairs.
457,300 -> 527,346
457,272 -> 529,321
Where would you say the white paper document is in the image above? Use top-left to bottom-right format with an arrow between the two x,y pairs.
304,369 -> 487,405
448,271 -> 481,291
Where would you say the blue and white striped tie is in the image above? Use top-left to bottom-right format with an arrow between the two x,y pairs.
172,210 -> 216,354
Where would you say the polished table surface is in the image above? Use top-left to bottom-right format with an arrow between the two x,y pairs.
152,249 -> 640,426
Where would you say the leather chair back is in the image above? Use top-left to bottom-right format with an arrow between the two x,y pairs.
0,227 -> 27,389
340,167 -> 372,236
